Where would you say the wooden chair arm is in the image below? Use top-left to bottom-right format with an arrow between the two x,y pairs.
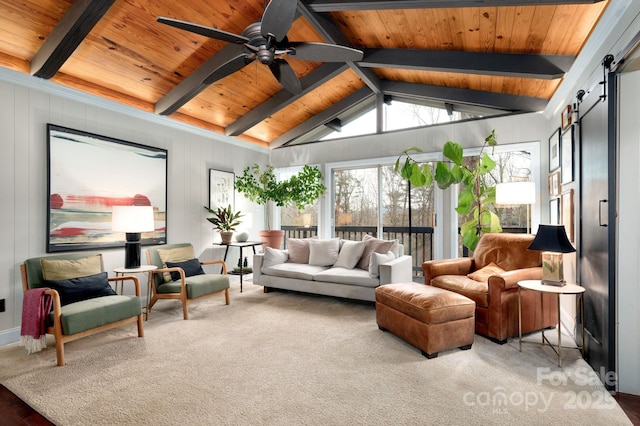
108,275 -> 141,297
149,267 -> 187,291
200,259 -> 227,274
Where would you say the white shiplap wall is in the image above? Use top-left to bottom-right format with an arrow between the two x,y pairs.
0,75 -> 268,344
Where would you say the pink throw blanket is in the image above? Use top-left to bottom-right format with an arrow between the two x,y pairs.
20,288 -> 53,354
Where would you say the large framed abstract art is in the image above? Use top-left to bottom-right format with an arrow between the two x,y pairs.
47,124 -> 167,252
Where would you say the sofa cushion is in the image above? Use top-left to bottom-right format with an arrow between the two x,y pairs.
430,275 -> 488,307
166,258 -> 205,281
333,240 -> 366,269
314,267 -> 380,288
368,251 -> 396,278
308,238 -> 340,266
262,263 -> 329,280
157,245 -> 196,282
262,247 -> 288,268
40,254 -> 103,280
157,274 -> 229,298
287,238 -> 311,264
44,272 -> 116,306
467,262 -> 505,282
357,235 -> 396,270
53,294 -> 141,336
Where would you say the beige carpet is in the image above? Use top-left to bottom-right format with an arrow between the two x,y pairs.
0,281 -> 632,425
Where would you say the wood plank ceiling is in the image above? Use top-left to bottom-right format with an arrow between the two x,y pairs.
0,0 -> 608,149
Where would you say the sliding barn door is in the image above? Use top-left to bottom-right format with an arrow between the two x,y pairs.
577,73 -> 616,390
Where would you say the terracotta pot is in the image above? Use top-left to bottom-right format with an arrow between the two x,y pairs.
220,231 -> 233,244
258,230 -> 284,249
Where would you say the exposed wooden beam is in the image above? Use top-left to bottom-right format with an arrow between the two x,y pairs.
360,49 -> 574,79
155,44 -> 247,115
297,1 -> 382,94
31,0 -> 116,79
226,62 -> 349,136
381,80 -> 548,112
305,0 -> 605,12
272,87 -> 375,148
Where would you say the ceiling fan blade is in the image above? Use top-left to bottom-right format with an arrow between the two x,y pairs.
261,0 -> 297,42
288,42 -> 364,62
157,17 -> 248,44
269,59 -> 302,94
203,45 -> 253,85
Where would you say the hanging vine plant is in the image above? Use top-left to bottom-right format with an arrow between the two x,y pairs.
394,130 -> 501,251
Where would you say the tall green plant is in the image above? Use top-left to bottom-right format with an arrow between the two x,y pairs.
394,130 -> 501,251
234,164 -> 326,230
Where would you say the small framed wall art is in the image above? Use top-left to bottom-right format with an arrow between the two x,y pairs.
549,127 -> 561,172
561,125 -> 574,184
561,189 -> 575,242
209,169 -> 235,211
549,198 -> 560,225
548,170 -> 561,196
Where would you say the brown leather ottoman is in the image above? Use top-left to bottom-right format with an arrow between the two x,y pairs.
375,283 -> 475,358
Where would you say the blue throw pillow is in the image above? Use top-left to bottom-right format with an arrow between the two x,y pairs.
166,258 -> 205,281
44,272 -> 116,306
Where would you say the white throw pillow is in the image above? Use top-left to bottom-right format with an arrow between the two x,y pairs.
368,251 -> 396,278
333,240 -> 366,269
308,238 -> 340,266
262,247 -> 288,268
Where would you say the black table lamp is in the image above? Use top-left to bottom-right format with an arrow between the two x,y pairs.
528,224 -> 576,286
112,206 -> 155,269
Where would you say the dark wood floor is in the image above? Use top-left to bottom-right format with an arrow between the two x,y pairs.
0,383 -> 639,425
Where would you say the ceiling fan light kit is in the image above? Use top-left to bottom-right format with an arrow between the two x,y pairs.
157,0 -> 363,95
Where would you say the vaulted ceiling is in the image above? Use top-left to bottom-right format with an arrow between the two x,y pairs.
0,0 -> 608,149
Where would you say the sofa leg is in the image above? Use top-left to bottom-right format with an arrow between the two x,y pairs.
460,344 -> 472,351
378,324 -> 387,332
421,350 -> 438,359
263,286 -> 270,293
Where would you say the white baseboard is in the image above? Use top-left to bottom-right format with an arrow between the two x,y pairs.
0,327 -> 20,346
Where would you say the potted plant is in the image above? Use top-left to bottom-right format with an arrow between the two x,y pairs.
234,164 -> 326,248
203,204 -> 243,244
394,130 -> 501,252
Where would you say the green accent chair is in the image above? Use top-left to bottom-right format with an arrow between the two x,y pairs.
145,243 -> 230,320
21,253 -> 144,366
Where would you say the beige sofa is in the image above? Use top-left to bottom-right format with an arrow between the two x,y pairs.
252,236 -> 413,302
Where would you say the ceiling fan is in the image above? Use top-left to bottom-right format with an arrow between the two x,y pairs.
157,0 -> 363,94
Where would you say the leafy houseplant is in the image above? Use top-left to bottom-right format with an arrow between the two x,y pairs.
234,164 -> 326,247
203,204 -> 243,244
394,130 -> 501,251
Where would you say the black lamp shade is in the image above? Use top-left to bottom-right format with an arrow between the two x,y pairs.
528,224 -> 575,253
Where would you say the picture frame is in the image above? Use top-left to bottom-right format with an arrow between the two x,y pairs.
561,125 -> 574,184
561,189 -> 575,242
548,170 -> 561,196
549,127 -> 561,172
561,104 -> 573,130
209,169 -> 235,211
47,124 -> 167,252
549,198 -> 560,225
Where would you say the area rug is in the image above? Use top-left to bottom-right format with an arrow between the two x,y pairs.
0,281 -> 631,425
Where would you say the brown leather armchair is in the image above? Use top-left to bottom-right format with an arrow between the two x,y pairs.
422,233 -> 558,343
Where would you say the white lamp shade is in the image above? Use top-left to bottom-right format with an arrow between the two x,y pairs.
112,206 -> 155,233
495,182 -> 536,205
